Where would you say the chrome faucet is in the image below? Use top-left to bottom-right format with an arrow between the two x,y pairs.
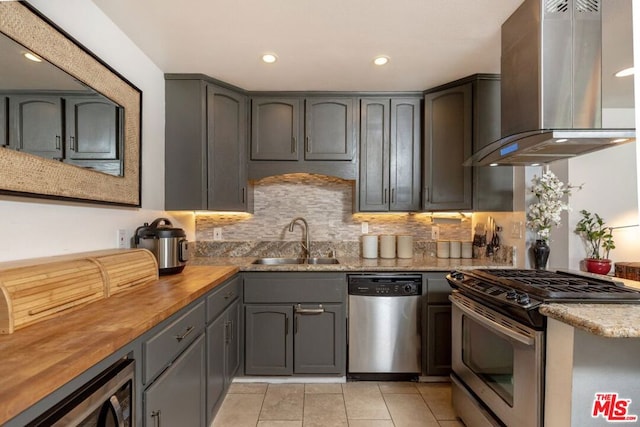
288,217 -> 310,258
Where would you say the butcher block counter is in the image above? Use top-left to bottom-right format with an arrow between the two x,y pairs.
0,263 -> 238,425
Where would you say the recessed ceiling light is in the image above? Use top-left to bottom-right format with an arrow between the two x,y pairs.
615,67 -> 635,77
531,163 -> 540,167
24,52 -> 41,62
613,138 -> 629,143
261,53 -> 277,64
489,163 -> 499,167
555,138 -> 568,143
373,56 -> 389,66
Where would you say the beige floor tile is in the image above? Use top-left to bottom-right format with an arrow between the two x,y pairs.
437,421 -> 464,427
303,393 -> 348,427
416,383 -> 457,421
228,382 -> 269,394
212,393 -> 264,427
305,383 -> 344,394
260,383 -> 305,421
342,382 -> 391,420
348,421 -> 395,427
384,393 -> 440,427
257,422 -> 303,427
378,381 -> 420,394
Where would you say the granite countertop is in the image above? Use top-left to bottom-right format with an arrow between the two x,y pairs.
190,256 -> 514,271
0,265 -> 238,425
540,303 -> 640,338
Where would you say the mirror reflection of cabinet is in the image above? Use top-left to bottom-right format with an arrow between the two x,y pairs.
65,96 -> 122,161
8,95 -> 63,159
0,96 -> 7,148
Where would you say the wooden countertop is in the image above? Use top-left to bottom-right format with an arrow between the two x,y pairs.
0,265 -> 238,425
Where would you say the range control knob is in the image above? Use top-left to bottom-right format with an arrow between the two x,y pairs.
506,290 -> 518,300
404,284 -> 414,294
451,271 -> 464,280
516,293 -> 531,305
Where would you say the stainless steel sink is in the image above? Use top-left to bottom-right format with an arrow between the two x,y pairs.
251,257 -> 339,265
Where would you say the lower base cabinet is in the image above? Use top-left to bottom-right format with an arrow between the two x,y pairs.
144,333 -> 206,427
424,273 -> 452,376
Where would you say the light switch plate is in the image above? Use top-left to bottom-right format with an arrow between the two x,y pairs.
213,228 -> 222,241
431,226 -> 439,240
361,222 -> 369,234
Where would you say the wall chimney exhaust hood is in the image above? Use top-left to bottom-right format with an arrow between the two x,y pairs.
467,0 -> 635,167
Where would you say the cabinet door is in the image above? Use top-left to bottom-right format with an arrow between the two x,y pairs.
207,85 -> 248,210
206,314 -> 226,424
145,334 -> 206,427
305,98 -> 355,160
251,98 -> 301,160
9,95 -> 63,159
294,303 -> 345,374
0,96 -> 7,148
225,299 -> 241,382
359,98 -> 390,211
65,96 -> 120,160
423,84 -> 472,211
425,304 -> 452,376
390,98 -> 421,211
245,305 -> 293,375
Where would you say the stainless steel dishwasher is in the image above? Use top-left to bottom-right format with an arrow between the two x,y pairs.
347,274 -> 422,380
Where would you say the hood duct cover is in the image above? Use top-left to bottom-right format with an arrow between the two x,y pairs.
467,0 -> 635,166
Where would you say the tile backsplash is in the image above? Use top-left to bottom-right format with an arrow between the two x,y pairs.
196,173 -> 475,258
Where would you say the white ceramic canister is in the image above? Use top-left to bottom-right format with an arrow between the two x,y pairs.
449,240 -> 461,259
397,235 -> 414,259
379,235 -> 397,259
461,241 -> 473,259
362,235 -> 379,259
436,240 -> 450,258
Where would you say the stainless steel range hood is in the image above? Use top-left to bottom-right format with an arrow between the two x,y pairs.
467,0 -> 635,167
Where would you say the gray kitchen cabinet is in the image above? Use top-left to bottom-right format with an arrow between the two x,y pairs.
359,97 -> 421,212
305,97 -> 356,160
8,95 -> 63,159
64,96 -> 121,160
423,273 -> 452,376
165,76 -> 251,212
423,74 -> 512,211
251,97 -> 302,160
0,95 -> 7,147
144,333 -> 206,427
243,272 -> 347,376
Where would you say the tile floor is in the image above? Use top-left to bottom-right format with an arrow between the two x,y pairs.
212,381 -> 463,427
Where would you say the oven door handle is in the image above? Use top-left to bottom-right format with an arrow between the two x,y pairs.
451,297 -> 535,346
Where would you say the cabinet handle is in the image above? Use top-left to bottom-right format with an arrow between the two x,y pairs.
391,188 -> 395,204
241,187 -> 245,204
291,137 -> 297,153
425,187 -> 430,202
224,291 -> 235,300
295,304 -> 325,314
224,321 -> 231,344
306,136 -> 311,153
55,135 -> 61,150
384,188 -> 388,204
151,410 -> 161,427
70,136 -> 75,151
174,325 -> 194,342
295,316 -> 298,334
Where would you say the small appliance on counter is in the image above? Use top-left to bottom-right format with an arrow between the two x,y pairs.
134,218 -> 189,275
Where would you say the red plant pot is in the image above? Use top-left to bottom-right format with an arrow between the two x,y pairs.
586,258 -> 612,275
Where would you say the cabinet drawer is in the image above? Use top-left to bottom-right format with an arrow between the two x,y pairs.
207,276 -> 241,322
143,301 -> 205,383
244,273 -> 346,303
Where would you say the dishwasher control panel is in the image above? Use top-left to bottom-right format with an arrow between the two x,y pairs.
348,274 -> 422,296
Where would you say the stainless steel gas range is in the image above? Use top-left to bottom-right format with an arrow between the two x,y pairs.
446,269 -> 640,427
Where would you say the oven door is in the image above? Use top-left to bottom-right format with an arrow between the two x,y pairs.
450,292 -> 544,427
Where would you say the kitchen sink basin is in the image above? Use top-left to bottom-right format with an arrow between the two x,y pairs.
251,257 -> 339,265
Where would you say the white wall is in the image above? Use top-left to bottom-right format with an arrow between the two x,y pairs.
0,0 -> 193,262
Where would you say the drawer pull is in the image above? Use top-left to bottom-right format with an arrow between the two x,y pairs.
295,304 -> 325,315
224,291 -> 235,300
151,409 -> 161,427
174,325 -> 194,342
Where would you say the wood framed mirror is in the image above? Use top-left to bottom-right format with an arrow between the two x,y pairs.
0,2 -> 141,207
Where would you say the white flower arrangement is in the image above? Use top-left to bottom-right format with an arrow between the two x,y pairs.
526,170 -> 580,242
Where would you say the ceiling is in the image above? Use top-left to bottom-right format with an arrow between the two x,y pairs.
91,0 -> 524,92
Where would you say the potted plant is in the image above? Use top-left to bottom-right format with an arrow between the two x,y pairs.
574,209 -> 615,274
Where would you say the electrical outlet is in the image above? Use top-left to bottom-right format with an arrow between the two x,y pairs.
510,221 -> 523,239
117,229 -> 127,248
431,226 -> 439,240
213,227 -> 223,241
361,222 -> 369,234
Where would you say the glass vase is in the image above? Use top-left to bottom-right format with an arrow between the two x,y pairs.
532,239 -> 550,270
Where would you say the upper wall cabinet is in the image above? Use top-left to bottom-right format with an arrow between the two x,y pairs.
0,95 -> 6,148
248,96 -> 358,180
423,74 -> 512,211
65,96 -> 121,161
8,95 -> 63,160
165,76 -> 252,212
359,97 -> 421,212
